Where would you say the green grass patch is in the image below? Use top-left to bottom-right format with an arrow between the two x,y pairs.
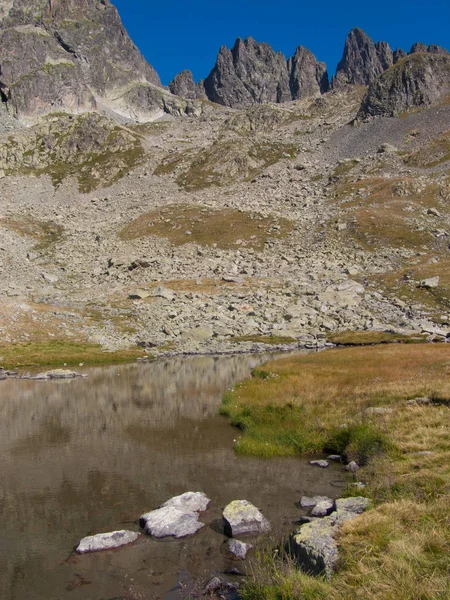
119,204 -> 294,251
328,330 -> 427,346
229,344 -> 450,599
0,340 -> 145,370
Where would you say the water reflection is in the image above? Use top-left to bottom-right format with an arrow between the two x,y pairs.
0,354 -> 345,600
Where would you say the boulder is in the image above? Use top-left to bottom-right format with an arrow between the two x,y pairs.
223,500 -> 270,537
34,369 -> 84,380
225,538 -> 253,560
419,276 -> 440,289
311,499 -> 335,517
289,496 -> 371,578
300,496 -> 333,509
140,492 -> 210,539
76,530 -> 140,554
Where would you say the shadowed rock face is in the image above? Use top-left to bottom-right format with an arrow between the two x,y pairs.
288,45 -> 329,99
169,70 -> 206,100
0,0 -> 194,121
359,53 -> 450,118
200,37 -> 328,108
333,28 -> 393,87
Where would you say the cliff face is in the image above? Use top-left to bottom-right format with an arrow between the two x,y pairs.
0,0 -> 198,121
359,53 -> 450,118
332,28 -> 393,87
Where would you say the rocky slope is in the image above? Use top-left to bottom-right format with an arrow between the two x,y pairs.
0,3 -> 449,359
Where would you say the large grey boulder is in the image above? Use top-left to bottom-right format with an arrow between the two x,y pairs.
359,53 -> 450,118
300,496 -> 333,509
76,530 -> 140,554
34,369 -> 84,380
289,497 -> 371,578
140,492 -> 210,539
223,500 -> 270,537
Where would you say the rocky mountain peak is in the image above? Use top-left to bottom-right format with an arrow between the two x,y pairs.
195,37 -> 328,108
0,0 -> 202,122
169,70 -> 205,100
333,27 -> 393,87
359,52 -> 450,118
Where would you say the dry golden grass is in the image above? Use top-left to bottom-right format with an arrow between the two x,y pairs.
404,131 -> 450,168
334,177 -> 441,251
234,344 -> 450,599
119,204 -> 294,250
369,256 -> 450,319
328,330 -> 427,346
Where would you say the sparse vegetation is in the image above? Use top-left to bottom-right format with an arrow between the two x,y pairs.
328,330 -> 427,345
404,131 -> 450,168
0,340 -> 145,370
225,345 -> 450,598
230,335 -> 298,345
119,204 -> 294,250
0,217 -> 64,251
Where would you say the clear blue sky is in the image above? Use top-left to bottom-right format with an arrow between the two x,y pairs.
113,0 -> 450,85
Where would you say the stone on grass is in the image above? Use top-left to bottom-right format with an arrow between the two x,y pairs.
140,491 -> 210,539
226,538 -> 253,560
223,500 -> 270,537
335,497 -> 370,515
300,496 -> 332,509
327,455 -> 342,462
76,530 -> 140,554
289,496 -> 371,578
311,499 -> 335,517
346,461 -> 360,473
419,276 -> 439,289
310,460 -> 329,468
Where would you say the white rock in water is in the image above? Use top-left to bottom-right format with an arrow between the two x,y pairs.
140,505 -> 205,538
161,491 -> 210,513
34,369 -> 85,380
223,500 -> 270,537
311,499 -> 335,517
140,491 -> 210,539
76,530 -> 140,554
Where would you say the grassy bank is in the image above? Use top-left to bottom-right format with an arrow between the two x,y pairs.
0,340 -> 145,370
222,344 -> 450,599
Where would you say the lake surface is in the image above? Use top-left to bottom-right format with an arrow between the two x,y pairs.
0,354 -> 346,600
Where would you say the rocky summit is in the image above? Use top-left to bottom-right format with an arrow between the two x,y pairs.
0,1 -> 449,359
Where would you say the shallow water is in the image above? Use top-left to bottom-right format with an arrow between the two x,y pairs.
0,354 -> 346,600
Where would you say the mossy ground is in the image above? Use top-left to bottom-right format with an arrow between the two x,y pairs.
0,340 -> 145,370
226,344 -> 450,599
119,204 -> 294,250
328,330 -> 427,346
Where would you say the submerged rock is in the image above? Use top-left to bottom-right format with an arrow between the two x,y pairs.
223,500 -> 270,537
225,538 -> 253,560
76,530 -> 140,554
140,491 -> 210,539
300,496 -> 333,509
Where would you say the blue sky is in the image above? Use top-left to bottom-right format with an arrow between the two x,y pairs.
113,0 -> 450,85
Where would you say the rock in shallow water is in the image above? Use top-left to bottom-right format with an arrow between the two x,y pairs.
300,495 -> 332,509
311,499 -> 335,517
140,491 -> 210,539
310,460 -> 329,468
223,500 -> 270,537
76,530 -> 140,554
34,369 -> 85,380
226,538 -> 253,560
